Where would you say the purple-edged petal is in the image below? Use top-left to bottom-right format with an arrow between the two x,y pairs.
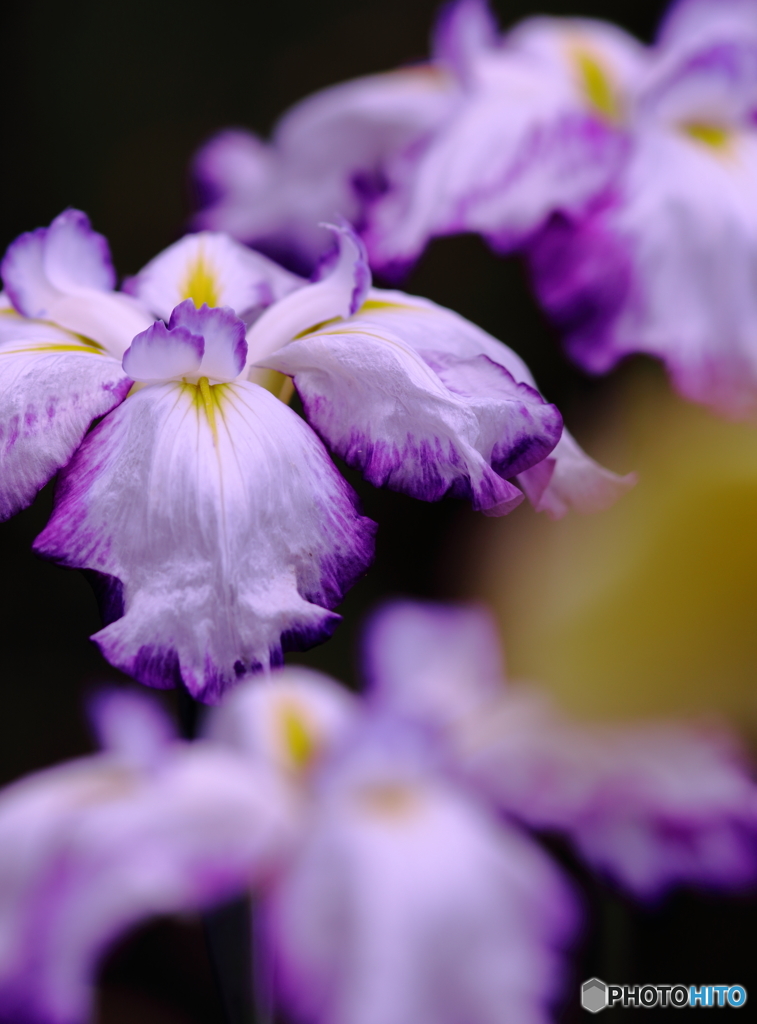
0,334 -> 130,521
432,0 -> 498,84
464,691 -> 757,898
193,68 -> 458,272
1,212 -> 153,359
246,223 -> 371,372
259,292 -> 562,513
169,300 -> 248,381
124,230 -> 305,322
366,16 -> 644,272
33,379 -> 376,703
0,724 -> 296,1024
266,732 -> 575,1024
122,319 -> 204,383
363,600 -> 505,739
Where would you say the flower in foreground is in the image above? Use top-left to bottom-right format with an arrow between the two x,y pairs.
0,602 -> 755,1023
528,0 -> 757,417
1,210 -> 631,699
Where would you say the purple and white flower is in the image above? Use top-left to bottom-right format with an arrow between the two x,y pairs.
0,601 -> 755,1023
366,0 -> 647,275
528,0 -> 757,418
2,211 -> 628,699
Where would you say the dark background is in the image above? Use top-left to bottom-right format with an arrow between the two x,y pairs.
2,1 -> 755,1021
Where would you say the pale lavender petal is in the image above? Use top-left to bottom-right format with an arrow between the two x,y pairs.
0,337 -> 130,520
516,429 -> 636,519
169,300 -> 248,381
34,380 -> 376,703
266,734 -> 576,1024
121,319 -> 203,383
1,210 -> 114,317
193,69 -> 457,272
207,667 -> 360,777
432,0 -> 498,83
364,601 -> 505,739
260,293 -> 562,513
0,735 -> 297,1024
89,690 -> 177,770
465,691 -> 757,899
125,230 -> 305,322
246,223 -> 371,372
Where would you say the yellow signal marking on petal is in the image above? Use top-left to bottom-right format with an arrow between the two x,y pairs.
357,299 -> 412,312
181,249 -> 220,309
681,122 -> 732,150
572,47 -> 621,122
197,376 -> 218,441
1,342 -> 105,356
292,316 -> 342,339
277,700 -> 319,771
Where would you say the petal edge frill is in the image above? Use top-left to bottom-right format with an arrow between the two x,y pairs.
0,338 -> 130,520
261,321 -> 561,514
34,382 -> 376,703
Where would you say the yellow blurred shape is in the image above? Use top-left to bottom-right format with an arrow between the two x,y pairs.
469,362 -> 757,737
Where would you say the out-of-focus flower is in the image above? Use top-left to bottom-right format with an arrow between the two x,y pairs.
1,210 -> 630,699
367,0 -> 646,275
192,51 -> 462,273
1,601 -> 754,1023
529,0 -> 757,418
0,690 -> 297,1024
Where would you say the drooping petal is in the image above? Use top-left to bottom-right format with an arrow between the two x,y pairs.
124,230 -> 305,323
266,732 -> 576,1024
193,67 -> 458,272
0,724 -> 297,1024
363,600 -> 505,739
1,211 -> 153,359
366,16 -> 644,273
121,319 -> 204,383
246,223 -> 371,371
260,291 -> 562,514
463,690 -> 757,899
34,379 -> 376,703
516,428 -> 636,518
169,300 -> 248,381
207,668 -> 360,778
531,124 -> 757,417
0,334 -> 130,520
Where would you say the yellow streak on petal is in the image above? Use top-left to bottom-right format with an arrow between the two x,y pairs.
197,375 -> 218,442
292,316 -> 342,339
277,700 -> 320,771
250,368 -> 296,404
181,248 -> 220,309
357,299 -> 412,312
572,46 -> 621,122
681,122 -> 732,150
0,342 -> 105,356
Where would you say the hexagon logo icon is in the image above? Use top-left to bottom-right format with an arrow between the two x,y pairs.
581,978 -> 609,1013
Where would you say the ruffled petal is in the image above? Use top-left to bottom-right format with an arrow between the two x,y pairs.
516,428 -> 636,518
207,667 -> 360,778
193,68 -> 458,271
1,211 -> 153,359
0,335 -> 130,520
366,17 -> 643,272
531,124 -> 757,417
363,600 -> 505,738
0,726 -> 296,1024
246,223 -> 371,371
124,230 -> 305,322
121,319 -> 204,383
169,300 -> 247,381
33,380 -> 376,703
266,733 -> 575,1024
260,292 -> 562,513
463,691 -> 757,898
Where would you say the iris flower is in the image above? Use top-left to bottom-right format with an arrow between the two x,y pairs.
529,0 -> 757,418
366,0 -> 647,275
0,211 -> 631,701
1,601 -> 756,1024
